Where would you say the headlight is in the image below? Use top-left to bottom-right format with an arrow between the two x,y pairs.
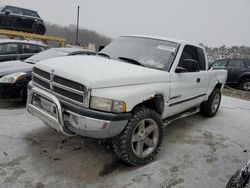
90,96 -> 126,113
0,72 -> 27,83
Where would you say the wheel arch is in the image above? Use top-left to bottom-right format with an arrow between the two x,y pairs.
237,73 -> 250,84
131,94 -> 165,116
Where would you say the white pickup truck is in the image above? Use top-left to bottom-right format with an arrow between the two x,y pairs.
27,35 -> 227,166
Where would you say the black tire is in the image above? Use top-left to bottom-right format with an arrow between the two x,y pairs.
226,170 -> 250,188
32,24 -> 46,35
112,107 -> 164,166
200,88 -> 221,117
240,79 -> 250,91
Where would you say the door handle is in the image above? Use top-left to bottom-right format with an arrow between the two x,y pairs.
197,78 -> 201,83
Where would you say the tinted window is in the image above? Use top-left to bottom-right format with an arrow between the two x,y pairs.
197,48 -> 206,70
178,45 -> 199,72
4,6 -> 23,15
22,9 -> 39,17
228,60 -> 244,68
245,59 -> 250,68
22,44 -> 43,54
213,60 -> 228,68
0,43 -> 19,55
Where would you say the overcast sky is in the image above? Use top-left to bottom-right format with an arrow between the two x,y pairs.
2,0 -> 250,47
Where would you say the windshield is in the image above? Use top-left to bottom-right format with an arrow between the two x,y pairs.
25,48 -> 69,64
100,36 -> 179,71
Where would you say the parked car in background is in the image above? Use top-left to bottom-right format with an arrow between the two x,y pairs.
0,5 -> 46,35
0,48 -> 96,101
212,58 -> 250,91
0,39 -> 48,62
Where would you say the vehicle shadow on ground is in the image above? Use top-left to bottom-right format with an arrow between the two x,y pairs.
22,125 -> 136,183
17,112 -> 226,186
21,114 -> 212,183
0,101 -> 25,109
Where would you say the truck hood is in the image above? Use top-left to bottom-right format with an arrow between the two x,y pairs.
0,60 -> 33,77
35,56 -> 170,88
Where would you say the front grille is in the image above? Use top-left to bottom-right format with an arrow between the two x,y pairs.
33,76 -> 50,90
54,76 -> 85,92
53,86 -> 83,103
32,68 -> 86,105
33,67 -> 50,80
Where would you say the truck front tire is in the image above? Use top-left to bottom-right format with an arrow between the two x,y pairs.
200,88 -> 221,117
113,107 -> 163,166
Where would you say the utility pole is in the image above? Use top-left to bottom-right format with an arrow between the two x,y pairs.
76,6 -> 80,45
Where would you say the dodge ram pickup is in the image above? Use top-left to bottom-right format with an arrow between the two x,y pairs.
27,35 -> 227,166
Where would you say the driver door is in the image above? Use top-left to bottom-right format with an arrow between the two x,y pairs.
165,45 -> 209,117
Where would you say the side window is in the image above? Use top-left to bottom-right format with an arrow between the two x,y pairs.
22,44 -> 43,54
4,7 -> 23,15
244,59 -> 250,68
0,43 -> 18,55
178,45 -> 199,72
213,60 -> 228,69
228,60 -> 244,68
197,48 -> 206,70
23,9 -> 39,17
3,6 -> 14,13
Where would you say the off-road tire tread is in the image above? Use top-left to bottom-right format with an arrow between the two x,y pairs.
200,88 -> 221,117
113,107 -> 163,166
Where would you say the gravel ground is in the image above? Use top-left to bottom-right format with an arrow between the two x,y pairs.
223,86 -> 250,101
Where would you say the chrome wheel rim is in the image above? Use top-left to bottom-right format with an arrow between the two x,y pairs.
131,118 -> 159,158
212,94 -> 220,113
243,81 -> 250,91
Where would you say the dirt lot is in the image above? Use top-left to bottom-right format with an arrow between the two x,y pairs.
223,86 -> 250,101
0,96 -> 250,188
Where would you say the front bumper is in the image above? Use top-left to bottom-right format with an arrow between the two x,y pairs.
26,84 -> 130,138
0,82 -> 26,101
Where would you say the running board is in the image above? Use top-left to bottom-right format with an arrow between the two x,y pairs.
163,106 -> 200,127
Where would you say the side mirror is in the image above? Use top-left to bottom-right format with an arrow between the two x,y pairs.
176,67 -> 188,73
98,45 -> 105,52
5,11 -> 10,15
182,59 -> 199,72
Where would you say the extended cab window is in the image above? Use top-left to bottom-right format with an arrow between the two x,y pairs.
228,59 -> 244,68
197,48 -> 206,70
0,43 -> 18,55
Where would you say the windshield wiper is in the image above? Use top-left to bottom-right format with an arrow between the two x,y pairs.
118,57 -> 144,67
24,59 -> 37,64
98,53 -> 110,59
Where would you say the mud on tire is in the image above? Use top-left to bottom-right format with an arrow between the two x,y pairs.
200,88 -> 221,117
112,107 -> 164,166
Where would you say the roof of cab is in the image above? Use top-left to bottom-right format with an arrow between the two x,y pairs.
123,35 -> 204,49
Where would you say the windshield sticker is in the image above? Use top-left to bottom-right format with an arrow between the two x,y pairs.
157,45 -> 176,52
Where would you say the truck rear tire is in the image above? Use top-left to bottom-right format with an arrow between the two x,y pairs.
200,88 -> 221,117
113,107 -> 163,166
